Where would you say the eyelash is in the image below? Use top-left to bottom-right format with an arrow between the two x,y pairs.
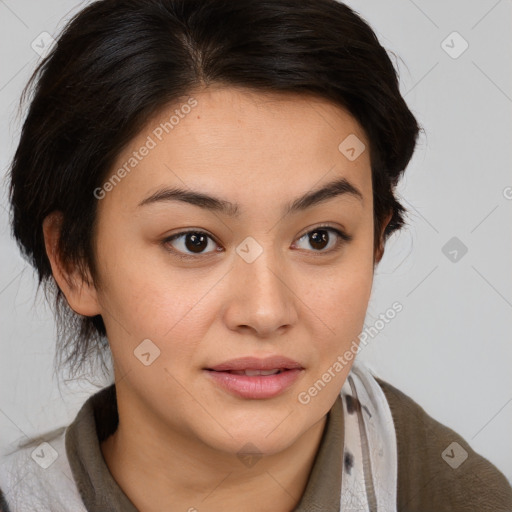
162,224 -> 352,261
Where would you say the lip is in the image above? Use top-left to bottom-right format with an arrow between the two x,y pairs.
204,356 -> 304,399
204,369 -> 304,399
207,356 -> 303,372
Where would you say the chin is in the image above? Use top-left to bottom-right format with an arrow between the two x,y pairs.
201,421 -> 302,459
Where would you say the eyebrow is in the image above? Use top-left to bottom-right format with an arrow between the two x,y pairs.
137,176 -> 363,217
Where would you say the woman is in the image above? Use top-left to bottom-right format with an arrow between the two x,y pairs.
1,0 -> 511,510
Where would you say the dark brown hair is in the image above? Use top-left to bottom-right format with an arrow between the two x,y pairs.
8,0 -> 420,378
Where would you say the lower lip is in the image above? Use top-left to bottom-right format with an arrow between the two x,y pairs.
204,369 -> 303,399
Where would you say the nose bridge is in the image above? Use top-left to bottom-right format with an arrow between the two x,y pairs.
231,233 -> 296,322
235,234 -> 283,292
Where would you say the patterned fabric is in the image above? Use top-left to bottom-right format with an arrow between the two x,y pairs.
0,427 -> 87,511
340,361 -> 398,511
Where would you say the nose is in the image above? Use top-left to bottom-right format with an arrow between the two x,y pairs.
222,237 -> 299,338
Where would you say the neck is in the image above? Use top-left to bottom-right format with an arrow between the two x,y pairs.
101,402 -> 328,512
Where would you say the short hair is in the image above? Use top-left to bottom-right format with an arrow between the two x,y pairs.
8,0 -> 421,378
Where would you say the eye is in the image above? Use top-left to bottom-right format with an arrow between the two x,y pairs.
162,225 -> 352,260
293,225 -> 352,254
163,230 -> 220,260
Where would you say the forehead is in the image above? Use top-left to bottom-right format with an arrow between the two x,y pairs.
100,86 -> 372,215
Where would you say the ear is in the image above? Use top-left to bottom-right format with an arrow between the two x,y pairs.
374,210 -> 393,264
42,211 -> 101,317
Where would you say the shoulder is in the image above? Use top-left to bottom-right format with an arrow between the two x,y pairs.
376,377 -> 512,512
0,427 -> 86,512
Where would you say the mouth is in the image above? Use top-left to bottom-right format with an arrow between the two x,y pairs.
206,355 -> 303,373
204,356 -> 304,399
212,368 -> 288,376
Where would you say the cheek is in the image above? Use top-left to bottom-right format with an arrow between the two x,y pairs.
294,269 -> 373,414
304,237 -> 374,360
98,270 -> 204,346
94,253 -> 217,377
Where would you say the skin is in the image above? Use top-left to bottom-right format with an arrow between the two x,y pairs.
43,86 -> 391,511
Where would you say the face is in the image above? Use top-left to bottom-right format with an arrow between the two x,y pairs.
89,86 -> 376,456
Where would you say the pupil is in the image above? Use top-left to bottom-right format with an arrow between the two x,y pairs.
185,233 -> 208,253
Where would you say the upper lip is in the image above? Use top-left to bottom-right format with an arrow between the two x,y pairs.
207,356 -> 303,372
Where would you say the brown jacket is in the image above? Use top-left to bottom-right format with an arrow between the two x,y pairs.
378,378 -> 512,511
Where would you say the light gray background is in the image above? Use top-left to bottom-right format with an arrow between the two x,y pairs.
1,0 -> 511,483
